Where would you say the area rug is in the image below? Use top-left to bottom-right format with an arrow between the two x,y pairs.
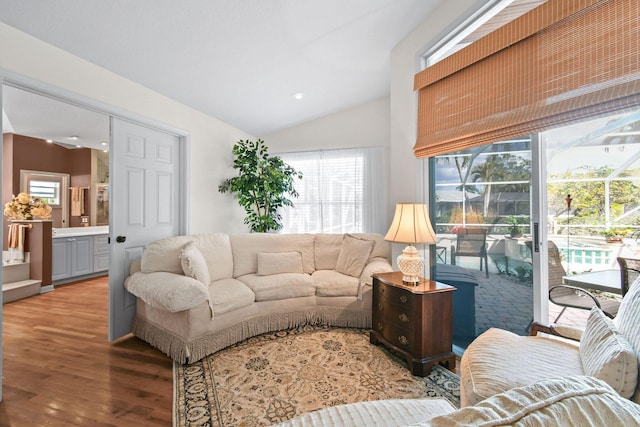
174,326 -> 460,427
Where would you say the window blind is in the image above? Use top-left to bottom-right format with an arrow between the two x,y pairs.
279,147 -> 386,234
414,0 -> 640,158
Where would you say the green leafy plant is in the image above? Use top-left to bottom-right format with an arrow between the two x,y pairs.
507,215 -> 522,237
599,227 -> 631,237
218,139 -> 302,232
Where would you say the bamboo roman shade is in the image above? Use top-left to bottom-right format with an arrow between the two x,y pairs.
414,0 -> 640,158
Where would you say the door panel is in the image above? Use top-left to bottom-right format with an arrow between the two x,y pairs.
109,118 -> 181,341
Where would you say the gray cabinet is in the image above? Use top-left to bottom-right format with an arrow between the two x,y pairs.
52,235 -> 94,282
93,235 -> 110,272
52,238 -> 71,281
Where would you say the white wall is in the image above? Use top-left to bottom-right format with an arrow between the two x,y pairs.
0,22 -> 253,234
264,97 -> 390,153
389,0 -> 481,212
388,0 -> 482,267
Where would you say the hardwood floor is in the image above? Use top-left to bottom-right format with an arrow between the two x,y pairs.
0,277 -> 173,426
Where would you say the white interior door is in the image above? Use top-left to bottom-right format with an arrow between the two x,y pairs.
108,117 -> 181,341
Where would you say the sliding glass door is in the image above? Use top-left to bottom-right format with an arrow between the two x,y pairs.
431,139 -> 535,351
430,109 -> 640,351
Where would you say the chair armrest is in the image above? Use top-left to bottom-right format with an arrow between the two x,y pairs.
530,321 -> 583,341
125,271 -> 213,315
549,285 -> 602,310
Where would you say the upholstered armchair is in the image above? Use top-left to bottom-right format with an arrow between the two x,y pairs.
459,273 -> 640,407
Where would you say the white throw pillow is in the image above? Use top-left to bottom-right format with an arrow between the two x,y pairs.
180,242 -> 211,286
580,307 -> 638,398
335,234 -> 375,278
257,251 -> 304,276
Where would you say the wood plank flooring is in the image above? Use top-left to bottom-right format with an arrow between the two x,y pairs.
0,276 -> 461,426
0,277 -> 173,426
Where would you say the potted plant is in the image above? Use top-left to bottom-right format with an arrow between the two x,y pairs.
507,215 -> 523,238
219,139 -> 302,232
600,227 -> 631,243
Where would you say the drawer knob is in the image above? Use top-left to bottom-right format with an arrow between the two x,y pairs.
399,313 -> 409,323
377,303 -> 384,311
376,321 -> 383,331
378,287 -> 385,294
400,295 -> 408,303
398,335 -> 408,345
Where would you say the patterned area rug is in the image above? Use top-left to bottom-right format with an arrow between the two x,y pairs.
174,326 -> 460,426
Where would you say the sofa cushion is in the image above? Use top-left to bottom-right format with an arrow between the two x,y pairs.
193,233 -> 234,281
335,234 -> 375,277
180,242 -> 211,286
257,251 -> 304,276
351,233 -> 391,261
424,376 -> 640,427
460,328 -> 584,407
209,278 -> 255,315
312,270 -> 359,297
314,234 -> 344,270
231,234 -> 316,277
237,273 -> 315,301
141,235 -> 195,274
614,275 -> 640,403
580,307 -> 638,398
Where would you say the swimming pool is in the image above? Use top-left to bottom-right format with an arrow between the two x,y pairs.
554,240 -> 615,271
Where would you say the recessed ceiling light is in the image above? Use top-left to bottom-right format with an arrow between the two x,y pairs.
292,92 -> 305,100
76,145 -> 82,148
100,141 -> 108,146
46,139 -> 53,143
68,135 -> 79,141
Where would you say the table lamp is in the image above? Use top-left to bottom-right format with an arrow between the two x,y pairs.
384,203 -> 437,283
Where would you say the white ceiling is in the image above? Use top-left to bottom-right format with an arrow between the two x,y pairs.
3,85 -> 110,151
0,0 -> 446,137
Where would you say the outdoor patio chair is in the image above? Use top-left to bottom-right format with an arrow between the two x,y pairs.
548,240 -> 620,321
617,256 -> 640,297
451,227 -> 489,278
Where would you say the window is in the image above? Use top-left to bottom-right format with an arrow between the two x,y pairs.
279,147 -> 386,234
28,180 -> 60,205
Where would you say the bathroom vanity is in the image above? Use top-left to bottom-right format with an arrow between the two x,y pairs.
52,226 -> 109,285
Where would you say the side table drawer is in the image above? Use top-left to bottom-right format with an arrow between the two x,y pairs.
374,298 -> 415,327
375,280 -> 414,309
373,320 -> 415,354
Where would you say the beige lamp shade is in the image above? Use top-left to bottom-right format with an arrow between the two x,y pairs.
384,203 -> 437,245
384,203 -> 437,283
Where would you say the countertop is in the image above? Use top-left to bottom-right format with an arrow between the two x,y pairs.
52,226 -> 109,238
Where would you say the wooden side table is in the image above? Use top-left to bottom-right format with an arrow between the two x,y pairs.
370,271 -> 456,376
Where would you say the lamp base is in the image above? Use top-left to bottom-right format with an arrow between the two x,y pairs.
397,245 -> 424,284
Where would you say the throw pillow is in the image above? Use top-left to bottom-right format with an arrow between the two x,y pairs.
335,234 -> 375,278
580,307 -> 638,398
257,251 -> 304,276
180,242 -> 211,286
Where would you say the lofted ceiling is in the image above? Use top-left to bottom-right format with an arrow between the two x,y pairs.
0,0 -> 446,138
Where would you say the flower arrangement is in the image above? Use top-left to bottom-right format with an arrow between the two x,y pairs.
4,192 -> 52,220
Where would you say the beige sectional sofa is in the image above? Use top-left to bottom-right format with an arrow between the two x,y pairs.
125,232 -> 392,363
